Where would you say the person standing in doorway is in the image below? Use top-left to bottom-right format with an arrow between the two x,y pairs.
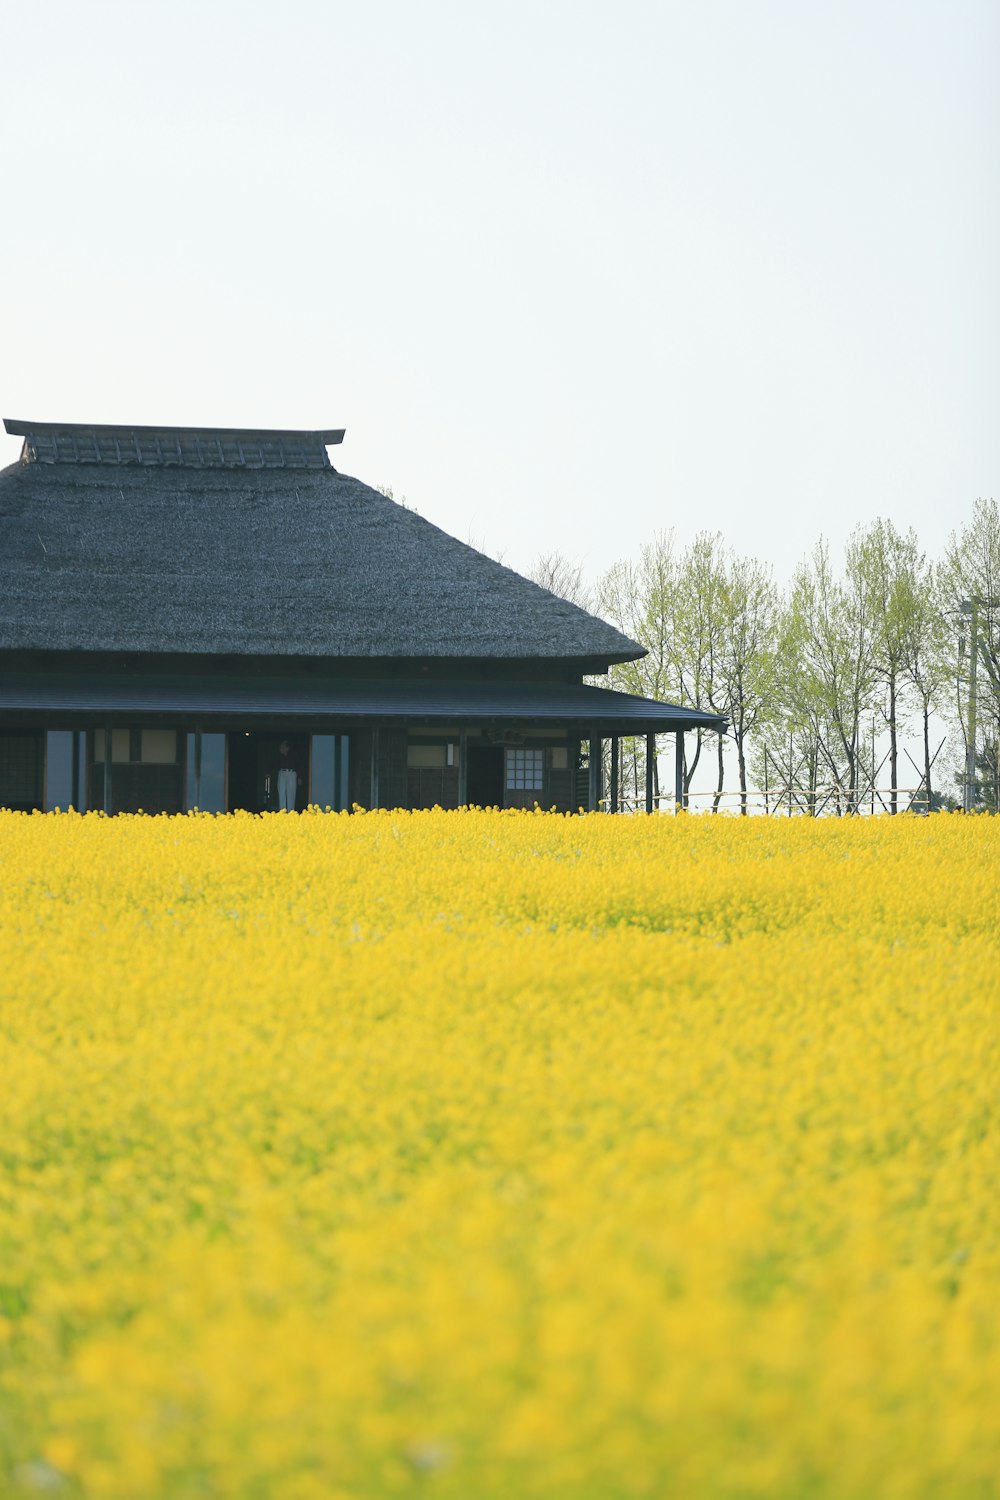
276,739 -> 297,812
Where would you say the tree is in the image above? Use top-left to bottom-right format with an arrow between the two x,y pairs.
753,590 -> 828,816
975,738 -> 1000,811
941,499 -> 1000,799
670,536 -> 779,814
597,534 -> 679,701
528,553 -> 593,612
598,534 -> 780,813
850,520 -> 925,813
901,560 -> 952,810
598,532 -> 739,809
671,533 -> 729,805
717,554 -> 778,815
780,539 -> 880,812
597,534 -> 683,807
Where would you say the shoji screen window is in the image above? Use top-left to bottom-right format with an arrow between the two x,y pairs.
505,748 -> 544,792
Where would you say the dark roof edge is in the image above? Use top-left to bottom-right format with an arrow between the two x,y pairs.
0,643 -> 648,668
0,647 -> 643,673
0,669 -> 730,733
3,418 -> 346,445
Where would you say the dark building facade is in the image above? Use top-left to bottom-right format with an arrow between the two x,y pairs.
0,419 -> 725,815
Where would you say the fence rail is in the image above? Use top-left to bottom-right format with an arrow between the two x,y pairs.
605,784 -> 932,816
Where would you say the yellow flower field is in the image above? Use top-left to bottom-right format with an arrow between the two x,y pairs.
0,809 -> 997,1499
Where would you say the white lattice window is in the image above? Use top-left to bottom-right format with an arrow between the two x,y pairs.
505,747 -> 544,791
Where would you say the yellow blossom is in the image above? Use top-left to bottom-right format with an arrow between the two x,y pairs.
0,808 -> 997,1498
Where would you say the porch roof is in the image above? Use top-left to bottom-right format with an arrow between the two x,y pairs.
0,672 -> 726,735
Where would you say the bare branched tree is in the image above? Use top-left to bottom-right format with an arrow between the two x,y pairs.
850,520 -> 922,812
717,554 -> 778,814
528,553 -> 593,612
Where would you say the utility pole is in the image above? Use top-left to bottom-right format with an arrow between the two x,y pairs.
961,599 -> 979,812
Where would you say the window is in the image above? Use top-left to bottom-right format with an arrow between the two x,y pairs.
407,744 -> 447,769
93,729 -> 132,762
90,728 -> 184,815
44,731 -> 87,811
505,748 -> 544,791
141,730 -> 178,764
185,732 -> 226,814
310,735 -> 350,811
94,729 -> 177,764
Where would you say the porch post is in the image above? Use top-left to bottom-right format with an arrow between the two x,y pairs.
370,726 -> 380,810
338,735 -> 350,811
610,736 -> 619,814
588,732 -> 600,812
104,723 -> 113,816
458,728 -> 468,807
645,732 -> 655,814
674,729 -> 684,812
74,731 -> 87,812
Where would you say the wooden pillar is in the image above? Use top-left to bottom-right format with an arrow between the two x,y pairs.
72,731 -> 83,811
104,723 -> 113,816
370,726 -> 380,810
610,736 -> 619,814
458,728 -> 468,807
674,729 -> 684,812
588,732 -> 600,812
645,732 -> 655,814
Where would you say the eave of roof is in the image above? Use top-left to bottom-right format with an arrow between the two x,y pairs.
0,671 -> 727,734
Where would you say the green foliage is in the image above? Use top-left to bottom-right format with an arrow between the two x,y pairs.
535,499 -> 999,810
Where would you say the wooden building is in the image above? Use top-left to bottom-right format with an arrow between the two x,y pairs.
0,419 -> 724,815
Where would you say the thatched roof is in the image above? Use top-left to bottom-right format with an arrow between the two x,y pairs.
0,421 -> 643,666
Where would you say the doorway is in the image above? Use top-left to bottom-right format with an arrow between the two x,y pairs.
466,743 -> 504,807
228,732 -> 309,812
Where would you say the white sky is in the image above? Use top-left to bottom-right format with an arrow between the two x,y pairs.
1,0 -> 996,586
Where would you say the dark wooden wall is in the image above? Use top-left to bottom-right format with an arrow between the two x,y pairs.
348,731 -> 371,807
349,729 -> 408,810
407,767 -> 460,810
379,731 -> 408,809
545,763 -> 575,814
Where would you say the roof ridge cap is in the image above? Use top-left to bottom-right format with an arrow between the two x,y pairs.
4,419 -> 345,470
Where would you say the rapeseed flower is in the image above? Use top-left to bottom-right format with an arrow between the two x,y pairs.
0,810 -> 997,1498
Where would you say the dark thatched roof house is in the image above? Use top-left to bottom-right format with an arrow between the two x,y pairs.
0,419 -> 724,815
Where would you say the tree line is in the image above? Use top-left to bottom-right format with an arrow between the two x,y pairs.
530,499 -> 1000,814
